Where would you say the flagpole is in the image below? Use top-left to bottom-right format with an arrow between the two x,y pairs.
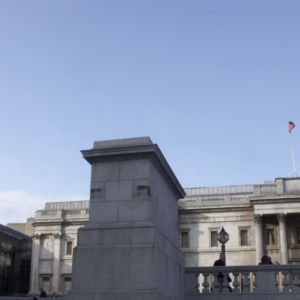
290,131 -> 297,177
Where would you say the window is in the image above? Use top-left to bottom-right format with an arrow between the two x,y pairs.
181,232 -> 189,248
239,227 -> 251,247
241,230 -> 248,246
64,277 -> 72,294
66,241 -> 73,256
211,231 -> 218,247
267,229 -> 275,245
42,276 -> 50,293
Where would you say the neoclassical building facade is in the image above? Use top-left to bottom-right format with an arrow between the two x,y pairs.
178,177 -> 300,267
29,201 -> 89,296
29,177 -> 300,296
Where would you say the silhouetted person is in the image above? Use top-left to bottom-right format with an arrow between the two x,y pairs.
39,288 -> 47,298
51,292 -> 58,298
213,253 -> 232,292
258,255 -> 273,265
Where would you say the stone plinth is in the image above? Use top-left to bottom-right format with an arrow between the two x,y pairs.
67,137 -> 186,300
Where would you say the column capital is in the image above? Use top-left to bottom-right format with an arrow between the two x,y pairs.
277,213 -> 286,223
254,214 -> 262,224
31,233 -> 40,240
53,233 -> 62,239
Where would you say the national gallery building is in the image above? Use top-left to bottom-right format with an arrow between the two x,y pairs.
25,176 -> 300,296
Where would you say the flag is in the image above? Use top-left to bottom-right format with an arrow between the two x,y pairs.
289,122 -> 295,132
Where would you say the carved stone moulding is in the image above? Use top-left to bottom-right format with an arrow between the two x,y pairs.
31,233 -> 40,240
254,214 -> 262,224
53,233 -> 62,239
277,213 -> 287,223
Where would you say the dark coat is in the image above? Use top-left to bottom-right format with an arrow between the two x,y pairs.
39,291 -> 47,298
214,259 -> 225,278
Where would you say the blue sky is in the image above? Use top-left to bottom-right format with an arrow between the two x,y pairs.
1,1 -> 300,223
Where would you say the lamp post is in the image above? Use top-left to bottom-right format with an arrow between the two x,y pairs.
217,226 -> 229,265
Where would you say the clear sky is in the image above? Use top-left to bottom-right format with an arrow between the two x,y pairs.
1,1 -> 300,224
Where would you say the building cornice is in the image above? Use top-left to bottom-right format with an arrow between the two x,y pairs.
250,197 -> 300,205
179,206 -> 253,214
32,219 -> 89,227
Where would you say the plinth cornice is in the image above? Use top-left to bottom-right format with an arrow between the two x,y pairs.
81,142 -> 185,199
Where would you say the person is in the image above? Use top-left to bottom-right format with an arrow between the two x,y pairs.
51,292 -> 58,298
268,256 -> 273,264
39,288 -> 47,298
213,253 -> 232,292
258,255 -> 273,265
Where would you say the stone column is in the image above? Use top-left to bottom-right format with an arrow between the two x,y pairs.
29,234 -> 41,295
277,213 -> 288,264
52,233 -> 62,294
67,137 -> 186,300
254,214 -> 263,264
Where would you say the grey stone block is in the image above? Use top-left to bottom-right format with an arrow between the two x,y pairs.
89,202 -> 118,223
113,246 -> 130,289
152,167 -> 165,192
90,182 -> 105,202
159,294 -> 172,300
94,248 -> 115,290
133,178 -> 153,201
129,246 -> 157,289
120,180 -> 134,200
95,291 -> 129,300
118,200 -> 153,223
157,247 -> 168,291
67,291 -> 94,300
169,258 -> 180,297
158,194 -> 168,219
102,227 -> 131,245
130,227 -> 156,245
77,227 -> 101,246
164,239 -> 172,258
128,291 -> 160,300
155,229 -> 165,249
120,159 -> 151,180
91,162 -> 120,182
151,187 -> 159,209
153,209 -> 164,235
105,181 -> 120,202
72,247 -> 114,290
105,180 -> 133,202
93,137 -> 153,149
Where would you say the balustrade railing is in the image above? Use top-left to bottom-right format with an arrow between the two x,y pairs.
260,184 -> 276,193
185,265 -> 300,297
184,185 -> 254,196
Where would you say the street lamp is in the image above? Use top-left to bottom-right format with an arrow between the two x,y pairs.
217,226 -> 229,265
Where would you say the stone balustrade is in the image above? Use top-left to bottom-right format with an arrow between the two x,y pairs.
178,195 -> 250,207
184,185 -> 254,196
253,184 -> 277,195
186,265 -> 300,300
0,296 -> 66,300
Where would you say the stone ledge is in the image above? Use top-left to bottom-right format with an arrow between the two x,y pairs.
94,137 -> 153,149
81,142 -> 185,199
